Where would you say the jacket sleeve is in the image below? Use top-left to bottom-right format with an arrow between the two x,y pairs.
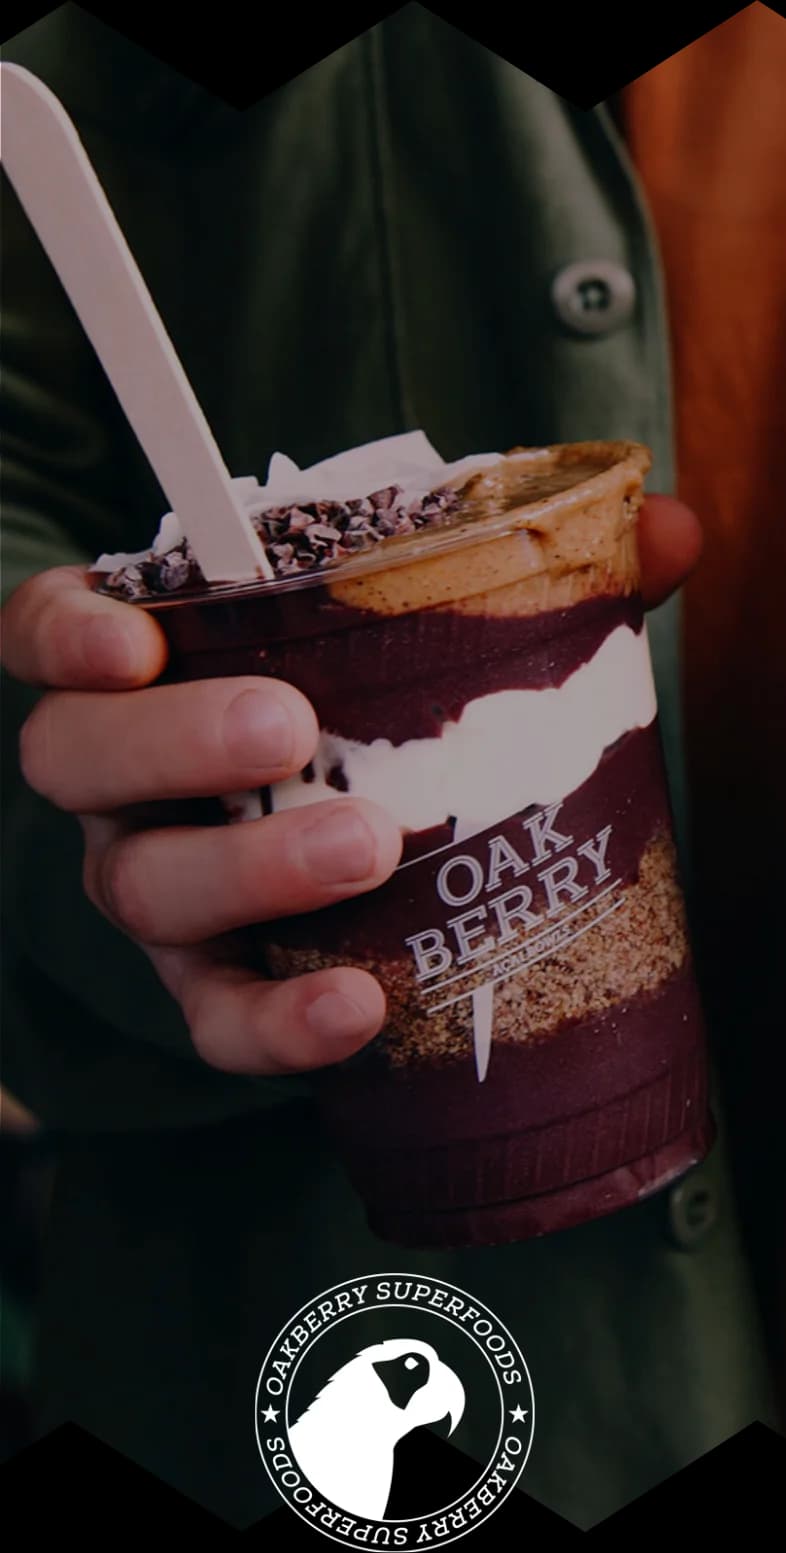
0,173 -> 312,1133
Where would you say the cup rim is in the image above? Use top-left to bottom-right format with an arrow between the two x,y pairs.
125,439 -> 651,612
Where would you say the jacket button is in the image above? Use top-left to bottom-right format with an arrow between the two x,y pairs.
551,259 -> 637,336
666,1173 -> 718,1250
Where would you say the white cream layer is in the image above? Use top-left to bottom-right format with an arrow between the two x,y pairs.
252,621 -> 657,841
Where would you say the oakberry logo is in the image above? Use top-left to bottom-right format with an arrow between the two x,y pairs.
254,1273 -> 534,1546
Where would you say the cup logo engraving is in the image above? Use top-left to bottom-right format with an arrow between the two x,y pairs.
403,804 -> 623,1080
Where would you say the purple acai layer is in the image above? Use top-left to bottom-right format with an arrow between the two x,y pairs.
317,962 -> 710,1204
154,588 -> 644,745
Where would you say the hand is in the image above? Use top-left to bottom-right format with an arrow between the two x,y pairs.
0,495 -> 702,1078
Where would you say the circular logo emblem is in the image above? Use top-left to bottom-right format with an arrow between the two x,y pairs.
254,1273 -> 534,1547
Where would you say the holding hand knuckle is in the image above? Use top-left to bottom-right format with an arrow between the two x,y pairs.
100,835 -> 157,942
185,993 -> 224,1069
0,576 -> 38,662
81,848 -> 103,913
19,695 -> 59,801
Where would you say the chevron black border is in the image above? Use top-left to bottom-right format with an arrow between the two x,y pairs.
1,2 -> 786,108
1,1420 -> 785,1545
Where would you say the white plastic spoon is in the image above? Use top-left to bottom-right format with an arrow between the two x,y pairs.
0,63 -> 273,582
472,982 -> 495,1083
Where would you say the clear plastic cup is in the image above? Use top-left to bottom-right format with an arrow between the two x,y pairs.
138,441 -> 713,1247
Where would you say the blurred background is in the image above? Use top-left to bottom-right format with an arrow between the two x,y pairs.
0,1089 -> 57,1460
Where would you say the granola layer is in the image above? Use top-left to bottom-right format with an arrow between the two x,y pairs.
264,830 -> 687,1068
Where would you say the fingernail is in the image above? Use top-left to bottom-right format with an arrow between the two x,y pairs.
301,807 -> 377,884
222,688 -> 294,769
81,614 -> 137,680
306,991 -> 375,1041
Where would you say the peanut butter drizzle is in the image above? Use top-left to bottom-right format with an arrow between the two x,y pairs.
327,441 -> 651,618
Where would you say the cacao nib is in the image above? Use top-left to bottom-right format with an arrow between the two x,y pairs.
96,481 -> 462,598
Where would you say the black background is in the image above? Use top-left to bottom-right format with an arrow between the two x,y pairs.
2,1419 -> 785,1542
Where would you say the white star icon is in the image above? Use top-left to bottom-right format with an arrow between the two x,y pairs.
510,1405 -> 528,1423
261,1405 -> 279,1423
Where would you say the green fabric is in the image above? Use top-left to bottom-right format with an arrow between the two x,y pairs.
0,1285 -> 33,1391
1,4 -> 780,1530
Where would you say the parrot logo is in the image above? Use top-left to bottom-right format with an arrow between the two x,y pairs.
288,1337 -> 466,1520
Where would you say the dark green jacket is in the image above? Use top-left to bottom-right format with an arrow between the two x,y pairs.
1,4 -> 780,1528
